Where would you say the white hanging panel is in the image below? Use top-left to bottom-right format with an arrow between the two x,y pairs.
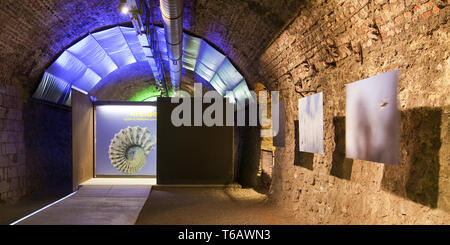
232,80 -> 255,110
92,27 -> 136,67
72,68 -> 102,92
120,26 -> 147,62
182,34 -> 201,71
47,51 -> 87,84
33,72 -> 71,103
194,41 -> 226,82
67,34 -> 118,78
215,59 -> 243,90
209,74 -> 227,95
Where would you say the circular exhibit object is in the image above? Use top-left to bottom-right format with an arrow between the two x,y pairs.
108,126 -> 156,174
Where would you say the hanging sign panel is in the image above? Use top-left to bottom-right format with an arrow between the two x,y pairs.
96,105 -> 157,176
298,92 -> 325,154
346,70 -> 399,165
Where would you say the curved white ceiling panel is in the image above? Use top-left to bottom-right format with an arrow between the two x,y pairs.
194,41 -> 226,82
92,27 -> 136,67
210,58 -> 243,95
33,25 -> 253,108
182,34 -> 201,71
33,72 -> 71,104
120,27 -> 147,62
67,34 -> 118,77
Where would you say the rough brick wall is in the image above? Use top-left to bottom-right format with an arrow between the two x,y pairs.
23,101 -> 72,197
259,0 -> 450,224
185,0 -> 303,84
0,82 -> 26,202
0,76 -> 72,203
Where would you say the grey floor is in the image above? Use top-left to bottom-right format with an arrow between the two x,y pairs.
15,185 -> 151,225
135,186 -> 298,225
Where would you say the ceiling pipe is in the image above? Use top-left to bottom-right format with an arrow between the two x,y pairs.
160,0 -> 183,92
124,0 -> 168,96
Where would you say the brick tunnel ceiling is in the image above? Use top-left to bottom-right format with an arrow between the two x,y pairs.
0,0 -> 303,101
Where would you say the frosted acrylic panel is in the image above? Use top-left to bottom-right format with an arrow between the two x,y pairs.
346,70 -> 399,165
47,51 -> 87,83
182,34 -> 201,71
232,80 -> 255,110
92,27 -> 136,67
72,68 -> 101,92
210,74 -> 227,95
195,62 -> 216,82
33,72 -> 70,103
156,28 -> 169,61
195,41 -> 226,82
210,58 -> 243,95
120,27 -> 147,62
298,92 -> 324,154
215,59 -> 243,90
138,36 -> 153,58
137,33 -> 150,47
67,35 -> 117,77
63,90 -> 72,106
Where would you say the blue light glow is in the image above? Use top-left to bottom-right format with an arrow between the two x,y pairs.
34,25 -> 253,107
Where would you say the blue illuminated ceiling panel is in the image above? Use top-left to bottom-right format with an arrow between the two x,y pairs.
182,34 -> 201,71
34,72 -> 71,104
92,27 -> 137,67
194,41 -> 226,82
33,25 -> 253,108
229,81 -> 256,111
67,34 -> 118,77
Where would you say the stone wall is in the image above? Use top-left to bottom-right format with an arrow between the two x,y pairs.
0,77 -> 72,203
23,100 -> 72,196
0,81 -> 26,203
258,0 -> 450,224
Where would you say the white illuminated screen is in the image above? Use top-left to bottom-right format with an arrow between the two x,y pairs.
95,105 -> 157,176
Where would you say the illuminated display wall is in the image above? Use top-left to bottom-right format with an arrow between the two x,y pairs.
95,105 -> 157,176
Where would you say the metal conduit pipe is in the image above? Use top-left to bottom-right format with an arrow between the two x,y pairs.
160,0 -> 183,91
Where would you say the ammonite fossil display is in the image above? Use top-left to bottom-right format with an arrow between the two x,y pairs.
108,126 -> 156,174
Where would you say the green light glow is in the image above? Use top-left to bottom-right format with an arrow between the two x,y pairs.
128,86 -> 161,101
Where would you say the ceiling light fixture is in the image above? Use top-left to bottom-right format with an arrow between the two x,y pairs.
118,0 -> 129,15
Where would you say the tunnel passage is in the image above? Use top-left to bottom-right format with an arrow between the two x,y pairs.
0,0 -> 449,225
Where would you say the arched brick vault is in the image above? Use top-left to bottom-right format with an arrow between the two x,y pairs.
0,0 -> 302,202
0,0 -> 303,95
3,0 -> 448,225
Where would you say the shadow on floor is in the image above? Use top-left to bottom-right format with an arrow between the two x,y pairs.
135,186 -> 298,225
0,187 -> 72,225
381,107 -> 442,208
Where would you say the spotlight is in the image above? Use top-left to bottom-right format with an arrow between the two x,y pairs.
118,0 -> 129,15
121,6 -> 130,14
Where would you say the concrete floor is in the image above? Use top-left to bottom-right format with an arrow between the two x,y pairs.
0,189 -> 72,225
135,186 -> 298,225
6,179 -> 297,225
14,184 -> 151,225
